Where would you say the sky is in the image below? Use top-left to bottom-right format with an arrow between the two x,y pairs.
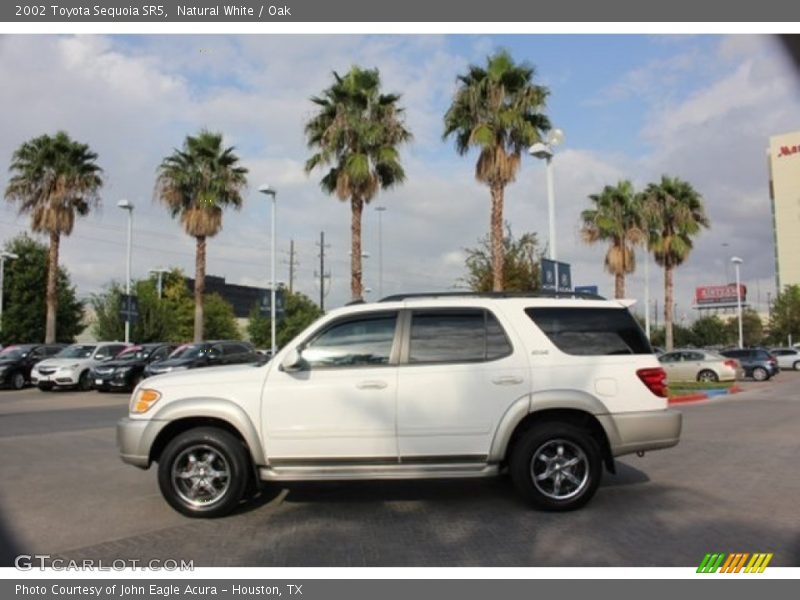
0,33 -> 798,322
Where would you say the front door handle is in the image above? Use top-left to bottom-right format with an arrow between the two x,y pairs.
356,380 -> 388,390
492,376 -> 524,386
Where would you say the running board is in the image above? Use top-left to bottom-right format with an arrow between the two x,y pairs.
259,462 -> 499,481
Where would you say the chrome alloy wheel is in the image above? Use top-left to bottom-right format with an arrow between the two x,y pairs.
530,439 -> 590,501
171,444 -> 231,508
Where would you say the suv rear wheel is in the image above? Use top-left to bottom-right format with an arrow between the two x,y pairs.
158,427 -> 250,518
752,366 -> 769,381
510,422 -> 602,511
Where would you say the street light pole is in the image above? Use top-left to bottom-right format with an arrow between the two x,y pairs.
732,257 -> 744,348
375,206 -> 386,298
529,129 -> 564,284
149,268 -> 169,299
0,251 -> 19,332
118,199 -> 134,343
644,252 -> 651,341
259,185 -> 278,356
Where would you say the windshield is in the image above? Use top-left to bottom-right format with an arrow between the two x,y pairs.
168,344 -> 206,360
115,347 -> 150,362
0,346 -> 28,360
57,345 -> 97,359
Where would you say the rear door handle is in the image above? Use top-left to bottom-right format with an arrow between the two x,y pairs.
356,380 -> 388,390
492,376 -> 524,386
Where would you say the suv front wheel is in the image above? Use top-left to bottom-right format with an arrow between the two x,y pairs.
510,422 -> 602,511
158,427 -> 250,518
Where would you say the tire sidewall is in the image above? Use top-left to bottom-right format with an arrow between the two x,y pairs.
510,422 -> 602,511
78,370 -> 92,391
697,370 -> 717,383
12,372 -> 25,390
793,361 -> 800,372
753,367 -> 768,381
157,427 -> 250,518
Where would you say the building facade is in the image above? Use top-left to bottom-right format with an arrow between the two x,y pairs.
768,130 -> 800,291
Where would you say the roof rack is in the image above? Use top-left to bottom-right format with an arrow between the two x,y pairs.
379,291 -> 606,302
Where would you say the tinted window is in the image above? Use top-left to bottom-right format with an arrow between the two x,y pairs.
526,307 -> 651,356
303,314 -> 397,368
660,352 -> 680,363
685,352 -> 704,361
150,347 -> 170,362
409,310 -> 512,363
223,343 -> 250,356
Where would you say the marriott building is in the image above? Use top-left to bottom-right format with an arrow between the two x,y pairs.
768,129 -> 800,291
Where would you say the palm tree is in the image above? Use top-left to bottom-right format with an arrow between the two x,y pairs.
580,180 -> 645,299
305,66 -> 412,302
156,130 -> 248,341
5,132 -> 103,343
642,176 -> 710,351
444,50 -> 551,291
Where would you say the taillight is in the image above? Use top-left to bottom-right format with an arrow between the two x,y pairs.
769,358 -> 777,366
637,367 -> 668,398
723,359 -> 739,369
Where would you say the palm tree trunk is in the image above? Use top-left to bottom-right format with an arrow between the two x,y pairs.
194,235 -> 206,342
664,265 -> 674,351
350,196 -> 364,301
490,183 -> 505,292
615,273 -> 625,299
45,231 -> 60,343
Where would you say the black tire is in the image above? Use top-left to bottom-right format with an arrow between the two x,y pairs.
78,370 -> 92,391
510,422 -> 602,511
752,367 -> 769,382
157,427 -> 250,518
11,372 -> 26,390
793,361 -> 800,372
697,369 -> 719,383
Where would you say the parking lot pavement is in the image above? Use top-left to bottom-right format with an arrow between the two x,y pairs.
1,374 -> 799,568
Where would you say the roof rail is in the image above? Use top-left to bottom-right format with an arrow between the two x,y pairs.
379,291 -> 606,302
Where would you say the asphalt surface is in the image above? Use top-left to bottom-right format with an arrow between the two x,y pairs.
1,375 -> 798,567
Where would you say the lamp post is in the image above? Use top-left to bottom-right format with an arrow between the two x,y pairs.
117,199 -> 134,343
259,185 -> 277,356
731,257 -> 744,348
375,206 -> 386,298
0,251 -> 18,332
149,267 -> 169,299
528,128 -> 565,263
644,252 -> 651,341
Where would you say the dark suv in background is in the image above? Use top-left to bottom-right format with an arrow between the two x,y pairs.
92,343 -> 177,392
719,348 -> 779,381
0,344 -> 67,389
144,340 -> 259,377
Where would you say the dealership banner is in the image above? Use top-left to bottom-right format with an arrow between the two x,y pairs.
694,284 -> 747,306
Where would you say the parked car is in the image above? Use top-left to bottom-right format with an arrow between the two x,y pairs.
32,342 -> 129,391
769,348 -> 800,371
0,344 -> 67,389
144,340 -> 259,377
118,293 -> 681,517
92,343 -> 177,392
658,349 -> 741,383
719,348 -> 779,381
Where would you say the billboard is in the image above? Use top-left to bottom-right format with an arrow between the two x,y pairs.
541,259 -> 572,292
694,284 -> 747,306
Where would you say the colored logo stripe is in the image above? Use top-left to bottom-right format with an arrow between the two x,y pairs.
697,553 -> 773,573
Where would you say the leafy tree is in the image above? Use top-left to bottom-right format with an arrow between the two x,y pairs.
690,315 -> 730,348
580,180 -> 645,298
768,285 -> 800,345
156,130 -> 248,341
248,290 -> 323,350
462,227 -> 541,292
650,324 -> 693,348
444,50 -> 550,291
305,66 -> 412,302
5,132 -> 102,342
203,293 -> 241,340
727,309 -> 763,347
0,234 -> 84,344
642,176 -> 710,351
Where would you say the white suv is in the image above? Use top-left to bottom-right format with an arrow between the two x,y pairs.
117,294 -> 681,517
32,342 -> 129,391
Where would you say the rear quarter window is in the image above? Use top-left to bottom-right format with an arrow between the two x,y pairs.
525,307 -> 652,356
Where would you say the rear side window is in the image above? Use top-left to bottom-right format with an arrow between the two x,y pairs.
526,307 -> 651,356
408,309 -> 512,364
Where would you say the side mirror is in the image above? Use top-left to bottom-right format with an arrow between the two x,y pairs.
281,348 -> 306,372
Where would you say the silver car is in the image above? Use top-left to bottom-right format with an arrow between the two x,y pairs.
659,349 -> 742,383
770,348 -> 800,371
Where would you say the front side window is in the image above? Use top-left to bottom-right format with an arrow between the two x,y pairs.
660,352 -> 680,363
408,309 -> 512,364
302,313 -> 397,369
526,307 -> 652,356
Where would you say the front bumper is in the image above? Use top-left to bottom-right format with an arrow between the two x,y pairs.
117,417 -> 168,469
31,370 -> 80,386
598,409 -> 682,457
94,372 -> 133,390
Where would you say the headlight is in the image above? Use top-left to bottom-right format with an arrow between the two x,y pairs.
131,388 -> 161,414
116,366 -> 133,373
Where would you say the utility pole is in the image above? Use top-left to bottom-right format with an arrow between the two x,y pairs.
283,239 -> 299,294
315,232 -> 331,311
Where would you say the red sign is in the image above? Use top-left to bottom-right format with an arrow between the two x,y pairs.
695,284 -> 747,305
777,144 -> 799,158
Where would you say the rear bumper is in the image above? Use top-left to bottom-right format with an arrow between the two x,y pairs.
117,417 -> 168,469
598,409 -> 682,457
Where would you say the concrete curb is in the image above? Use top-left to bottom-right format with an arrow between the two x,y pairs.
669,384 -> 743,405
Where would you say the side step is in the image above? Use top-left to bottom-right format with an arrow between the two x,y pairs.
259,462 -> 499,481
